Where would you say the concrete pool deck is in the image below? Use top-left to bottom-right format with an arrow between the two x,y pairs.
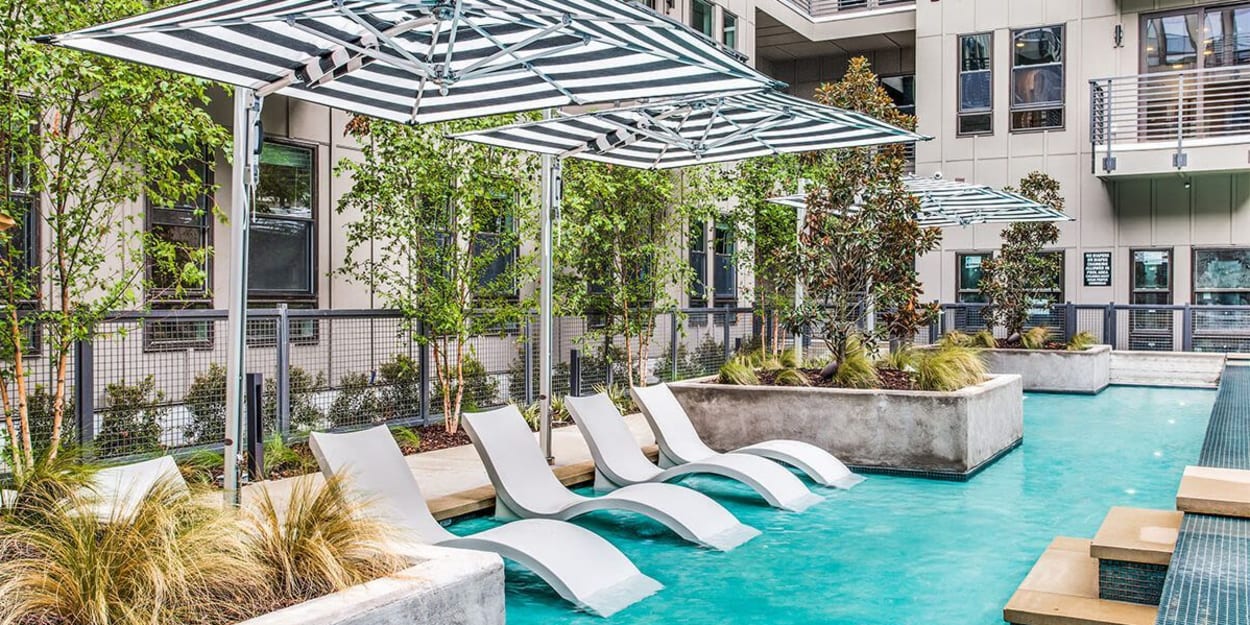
240,414 -> 658,520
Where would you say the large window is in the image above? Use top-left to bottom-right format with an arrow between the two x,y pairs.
691,0 -> 713,38
1010,25 -> 1065,131
1131,249 -> 1172,305
1144,5 -> 1250,73
956,253 -> 990,303
722,10 -> 738,50
250,141 -> 315,298
471,189 -> 518,300
688,221 -> 707,307
1194,248 -> 1250,305
145,154 -> 215,351
712,220 -> 735,306
3,121 -> 41,355
880,74 -> 915,117
958,33 -> 993,135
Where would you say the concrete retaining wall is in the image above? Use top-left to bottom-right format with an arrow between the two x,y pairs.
240,545 -> 504,625
668,374 -> 1024,476
981,345 -> 1111,394
1109,352 -> 1225,388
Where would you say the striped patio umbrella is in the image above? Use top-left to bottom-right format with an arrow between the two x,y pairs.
41,0 -> 780,504
453,89 -> 926,168
767,175 -> 1071,227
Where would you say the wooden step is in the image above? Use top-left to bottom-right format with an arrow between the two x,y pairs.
1090,507 -> 1181,566
1176,465 -> 1250,518
1004,538 -> 1158,625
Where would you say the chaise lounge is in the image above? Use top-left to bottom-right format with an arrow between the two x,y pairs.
461,405 -> 761,551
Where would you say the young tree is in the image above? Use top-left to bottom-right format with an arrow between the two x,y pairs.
790,57 -> 940,379
0,0 -> 228,473
979,172 -> 1065,340
558,161 -> 729,387
336,115 -> 538,433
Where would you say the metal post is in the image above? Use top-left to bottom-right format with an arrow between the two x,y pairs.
669,314 -> 679,381
793,178 -> 806,361
722,306 -> 732,362
1182,303 -> 1194,352
1107,302 -> 1118,350
417,319 -> 430,424
538,112 -> 559,463
73,335 -> 94,448
928,312 -> 940,344
523,317 -> 534,405
275,304 -> 290,437
1064,303 -> 1077,343
569,349 -> 581,398
224,88 -> 261,507
245,373 -> 264,481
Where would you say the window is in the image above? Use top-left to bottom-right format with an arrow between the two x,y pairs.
1194,248 -> 1250,305
246,302 -> 319,346
145,153 -> 215,351
1010,25 -> 1065,131
471,187 -> 519,300
688,221 -> 707,307
691,0 -> 713,38
250,141 -> 315,297
956,253 -> 991,303
958,33 -> 993,135
722,11 -> 738,49
879,74 -> 915,117
1131,249 -> 1172,305
712,220 -> 735,306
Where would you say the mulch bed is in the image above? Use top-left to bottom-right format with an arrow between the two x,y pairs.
993,338 -> 1067,350
412,423 -> 473,453
753,367 -> 918,391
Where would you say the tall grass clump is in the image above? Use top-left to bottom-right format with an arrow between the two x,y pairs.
832,338 -> 879,389
0,479 -> 261,625
1020,326 -> 1050,350
1067,331 -> 1097,351
970,330 -> 998,348
718,357 -> 760,385
915,344 -> 988,392
242,475 -> 405,603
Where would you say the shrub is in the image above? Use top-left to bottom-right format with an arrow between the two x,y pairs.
0,478 -> 261,625
1020,326 -> 1051,350
1067,331 -> 1097,352
879,346 -> 918,372
915,344 -> 987,392
378,354 -> 421,421
939,330 -> 970,348
177,448 -> 224,486
97,376 -> 166,458
778,348 -> 801,370
718,357 -> 760,385
17,385 -> 77,455
832,338 -> 879,389
263,367 -> 327,433
970,330 -> 998,349
505,346 -> 571,402
242,475 -> 404,603
592,383 -> 636,414
432,353 -> 498,414
654,335 -> 724,383
773,368 -> 811,387
262,434 -> 314,479
390,426 -> 421,454
183,364 -> 226,446
326,372 -> 383,429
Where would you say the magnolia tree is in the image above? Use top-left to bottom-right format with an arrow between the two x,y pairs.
557,162 -> 729,387
336,115 -> 538,433
788,57 -> 940,379
0,0 -> 228,476
979,172 -> 1065,339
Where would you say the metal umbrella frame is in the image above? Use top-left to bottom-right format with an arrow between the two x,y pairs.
42,0 -> 781,505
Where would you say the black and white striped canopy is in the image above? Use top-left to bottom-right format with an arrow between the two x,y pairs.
41,0 -> 780,124
452,89 -> 925,169
768,176 -> 1071,227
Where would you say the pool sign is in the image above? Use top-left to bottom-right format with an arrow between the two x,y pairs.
1084,252 -> 1112,287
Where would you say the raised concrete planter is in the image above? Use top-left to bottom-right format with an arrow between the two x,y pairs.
980,344 -> 1111,394
239,545 -> 504,625
1110,351 -> 1224,389
667,374 -> 1023,478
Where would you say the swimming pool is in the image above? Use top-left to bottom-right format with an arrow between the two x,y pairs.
450,387 -> 1214,624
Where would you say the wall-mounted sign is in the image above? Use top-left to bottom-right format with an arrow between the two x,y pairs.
1084,252 -> 1112,287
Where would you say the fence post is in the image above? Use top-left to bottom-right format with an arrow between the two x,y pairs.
417,320 -> 430,425
669,313 -> 679,381
569,348 -> 582,397
1064,303 -> 1077,343
722,306 -> 732,363
73,333 -> 94,448
1107,303 -> 1118,350
928,304 -> 940,344
275,304 -> 291,438
245,372 -> 264,481
523,317 -> 534,406
1182,304 -> 1194,352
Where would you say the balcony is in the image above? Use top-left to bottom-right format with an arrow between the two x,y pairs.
756,0 -> 914,47
1090,66 -> 1250,177
777,0 -> 914,20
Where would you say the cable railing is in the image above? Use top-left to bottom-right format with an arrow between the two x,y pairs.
777,0 -> 913,19
1090,65 -> 1250,173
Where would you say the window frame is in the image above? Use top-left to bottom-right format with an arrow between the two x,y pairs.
1140,4 -> 1250,74
1009,24 -> 1067,133
4,123 -> 42,357
145,151 -> 215,304
957,32 -> 995,136
249,138 -> 318,301
956,252 -> 992,303
1192,246 -> 1250,305
688,220 -> 708,308
712,219 -> 736,306
722,9 -> 738,50
690,0 -> 714,39
1130,248 -> 1174,305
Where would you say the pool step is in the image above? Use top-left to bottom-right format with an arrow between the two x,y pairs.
1004,537 -> 1158,625
1090,507 -> 1180,605
1176,465 -> 1250,518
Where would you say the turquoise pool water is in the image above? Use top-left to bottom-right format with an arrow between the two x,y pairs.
450,387 -> 1215,624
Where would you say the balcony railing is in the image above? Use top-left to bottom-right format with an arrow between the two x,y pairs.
778,0 -> 913,19
1090,65 -> 1250,174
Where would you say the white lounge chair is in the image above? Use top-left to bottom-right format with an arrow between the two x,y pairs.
565,393 -> 822,512
461,405 -> 760,551
309,426 -> 660,617
84,455 -> 188,521
632,384 -> 865,490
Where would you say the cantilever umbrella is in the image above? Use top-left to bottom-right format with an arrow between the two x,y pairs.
767,175 -> 1071,227
41,0 -> 781,504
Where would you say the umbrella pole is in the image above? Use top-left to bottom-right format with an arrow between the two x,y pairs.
538,114 -> 559,464
224,88 -> 261,507
793,179 -> 806,362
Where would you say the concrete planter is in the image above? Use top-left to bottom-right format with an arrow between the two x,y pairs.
667,374 -> 1024,478
980,344 -> 1111,394
239,545 -> 504,625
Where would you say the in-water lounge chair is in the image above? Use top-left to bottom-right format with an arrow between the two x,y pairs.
310,426 -> 660,617
632,384 -> 865,490
565,393 -> 821,512
461,405 -> 760,551
84,455 -> 187,521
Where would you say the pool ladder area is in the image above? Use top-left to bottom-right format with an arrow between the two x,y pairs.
1003,506 -> 1179,625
